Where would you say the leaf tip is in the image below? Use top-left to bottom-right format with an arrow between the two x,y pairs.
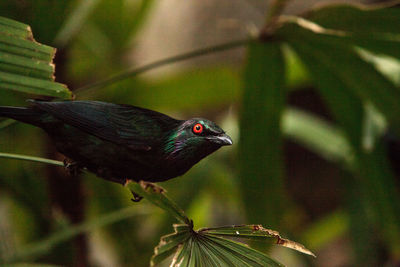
277,237 -> 316,257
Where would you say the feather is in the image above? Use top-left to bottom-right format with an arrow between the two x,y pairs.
30,100 -> 181,151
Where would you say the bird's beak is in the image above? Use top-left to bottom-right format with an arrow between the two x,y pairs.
209,134 -> 233,146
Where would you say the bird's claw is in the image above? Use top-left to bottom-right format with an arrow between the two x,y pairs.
124,179 -> 144,202
125,180 -> 164,203
131,191 -> 143,202
63,159 -> 82,176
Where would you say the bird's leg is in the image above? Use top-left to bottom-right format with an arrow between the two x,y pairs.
63,159 -> 82,176
124,179 -> 144,202
139,180 -> 165,194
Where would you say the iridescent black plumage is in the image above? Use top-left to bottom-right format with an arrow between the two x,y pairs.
0,100 -> 232,184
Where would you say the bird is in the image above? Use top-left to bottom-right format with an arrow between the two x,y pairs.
0,100 -> 233,190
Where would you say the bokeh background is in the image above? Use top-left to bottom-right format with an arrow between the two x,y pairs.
1,0 -> 400,266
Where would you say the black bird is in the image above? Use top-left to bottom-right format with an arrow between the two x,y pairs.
0,100 -> 232,186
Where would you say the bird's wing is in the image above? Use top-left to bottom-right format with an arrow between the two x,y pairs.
31,100 -> 181,151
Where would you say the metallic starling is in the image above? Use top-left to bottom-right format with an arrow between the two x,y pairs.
0,100 -> 233,185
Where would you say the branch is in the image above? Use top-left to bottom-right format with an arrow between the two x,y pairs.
74,38 -> 253,95
266,0 -> 291,23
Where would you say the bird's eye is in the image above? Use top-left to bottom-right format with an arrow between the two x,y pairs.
192,123 -> 203,134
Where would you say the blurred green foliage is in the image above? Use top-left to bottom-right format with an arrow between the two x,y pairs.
1,0 -> 400,266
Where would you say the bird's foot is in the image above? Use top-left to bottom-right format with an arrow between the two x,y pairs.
131,191 -> 143,202
139,181 -> 165,194
124,179 -> 144,202
63,159 -> 82,176
124,180 -> 165,203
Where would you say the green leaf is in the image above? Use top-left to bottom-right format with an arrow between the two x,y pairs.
357,48 -> 400,86
0,71 -> 71,99
282,108 -> 354,167
342,171 -> 378,265
304,2 -> 400,63
143,188 -> 314,266
278,19 -> 400,136
361,103 -> 387,152
195,235 -> 237,266
282,108 -> 397,260
152,224 -> 299,267
283,45 -> 311,89
202,235 -> 283,267
283,28 -> 365,149
278,16 -> 400,258
0,34 -> 55,61
238,42 -> 287,227
0,52 -> 54,79
0,16 -> 72,99
357,142 -> 400,253
171,234 -> 194,267
151,224 -> 191,266
306,2 -> 400,34
199,225 -> 315,257
0,16 -> 32,38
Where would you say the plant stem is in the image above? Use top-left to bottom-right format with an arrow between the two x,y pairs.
0,152 -> 63,166
265,0 -> 291,23
74,38 -> 253,94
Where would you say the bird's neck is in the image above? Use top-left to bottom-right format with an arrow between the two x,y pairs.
164,136 -> 219,163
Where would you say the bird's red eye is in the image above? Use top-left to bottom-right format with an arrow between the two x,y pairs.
193,123 -> 203,134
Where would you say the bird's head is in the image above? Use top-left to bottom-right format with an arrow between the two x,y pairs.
164,118 -> 232,162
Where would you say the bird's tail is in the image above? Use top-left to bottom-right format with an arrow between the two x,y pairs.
0,106 -> 44,126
